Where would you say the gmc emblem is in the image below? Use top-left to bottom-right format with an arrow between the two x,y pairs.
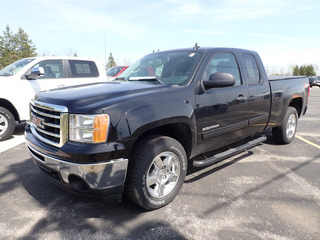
31,114 -> 45,129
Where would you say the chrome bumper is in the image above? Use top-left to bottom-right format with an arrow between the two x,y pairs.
26,143 -> 128,191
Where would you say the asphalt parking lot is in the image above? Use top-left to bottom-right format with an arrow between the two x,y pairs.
0,88 -> 319,240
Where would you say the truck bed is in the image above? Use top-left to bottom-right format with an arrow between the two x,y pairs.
268,75 -> 307,81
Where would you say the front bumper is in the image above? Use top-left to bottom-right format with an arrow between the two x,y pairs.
25,125 -> 128,195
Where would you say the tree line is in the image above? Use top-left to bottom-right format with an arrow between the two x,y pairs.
0,25 -> 37,69
292,64 -> 316,77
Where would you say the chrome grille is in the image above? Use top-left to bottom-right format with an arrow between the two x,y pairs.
30,100 -> 68,147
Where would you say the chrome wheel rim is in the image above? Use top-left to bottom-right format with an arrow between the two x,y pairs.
146,151 -> 180,198
0,114 -> 8,136
286,114 -> 296,139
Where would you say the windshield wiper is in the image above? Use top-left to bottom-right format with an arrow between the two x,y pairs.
128,76 -> 164,84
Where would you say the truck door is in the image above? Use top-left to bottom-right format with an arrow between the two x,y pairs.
240,53 -> 271,135
25,60 -> 66,91
195,52 -> 250,154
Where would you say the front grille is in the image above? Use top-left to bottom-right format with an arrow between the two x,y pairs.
30,100 -> 68,147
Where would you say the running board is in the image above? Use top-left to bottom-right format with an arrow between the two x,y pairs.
193,135 -> 267,168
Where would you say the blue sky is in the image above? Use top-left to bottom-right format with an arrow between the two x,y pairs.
1,0 -> 319,74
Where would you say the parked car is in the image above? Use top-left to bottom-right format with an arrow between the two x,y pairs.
308,76 -> 320,88
25,47 -> 309,210
0,56 -> 107,141
107,66 -> 128,80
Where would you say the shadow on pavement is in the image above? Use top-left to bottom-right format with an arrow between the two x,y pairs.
0,147 -> 187,239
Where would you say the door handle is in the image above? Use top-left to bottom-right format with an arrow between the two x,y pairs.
236,94 -> 248,101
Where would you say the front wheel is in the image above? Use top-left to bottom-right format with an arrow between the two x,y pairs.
0,107 -> 15,141
125,135 -> 187,210
272,106 -> 298,144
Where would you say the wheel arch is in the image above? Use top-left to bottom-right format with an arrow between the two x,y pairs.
130,121 -> 194,160
0,98 -> 20,122
289,97 -> 302,117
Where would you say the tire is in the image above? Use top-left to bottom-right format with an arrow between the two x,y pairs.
125,135 -> 187,210
0,107 -> 15,141
272,106 -> 298,144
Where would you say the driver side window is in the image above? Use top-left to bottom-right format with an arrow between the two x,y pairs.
203,53 -> 242,86
32,60 -> 64,79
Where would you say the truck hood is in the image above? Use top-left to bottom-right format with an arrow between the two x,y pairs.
34,81 -> 171,113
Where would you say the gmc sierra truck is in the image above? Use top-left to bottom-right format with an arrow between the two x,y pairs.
25,47 -> 309,210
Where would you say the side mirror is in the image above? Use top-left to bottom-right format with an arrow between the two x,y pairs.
202,72 -> 235,89
25,67 -> 45,80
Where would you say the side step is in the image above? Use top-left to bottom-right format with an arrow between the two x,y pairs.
193,135 -> 267,168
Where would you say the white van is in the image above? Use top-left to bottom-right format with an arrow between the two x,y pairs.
0,56 -> 108,141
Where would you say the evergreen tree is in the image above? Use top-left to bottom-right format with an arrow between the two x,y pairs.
0,26 -> 15,68
298,65 -> 316,77
292,65 -> 300,76
106,52 -> 116,69
299,66 -> 306,76
0,25 -> 37,69
305,65 -> 316,76
15,27 -> 37,59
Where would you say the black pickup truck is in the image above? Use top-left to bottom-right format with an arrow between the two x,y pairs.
25,47 -> 309,210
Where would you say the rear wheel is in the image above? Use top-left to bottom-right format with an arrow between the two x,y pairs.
0,107 -> 15,141
272,107 -> 298,144
125,135 -> 187,210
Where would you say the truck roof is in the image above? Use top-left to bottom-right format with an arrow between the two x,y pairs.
153,47 -> 258,54
23,56 -> 103,62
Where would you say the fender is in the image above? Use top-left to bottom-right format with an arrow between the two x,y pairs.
114,86 -> 197,156
268,77 -> 308,127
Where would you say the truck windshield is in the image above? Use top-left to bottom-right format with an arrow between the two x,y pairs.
0,58 -> 35,76
107,66 -> 124,76
117,50 -> 204,86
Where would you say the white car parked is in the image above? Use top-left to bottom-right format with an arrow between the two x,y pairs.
0,56 -> 108,141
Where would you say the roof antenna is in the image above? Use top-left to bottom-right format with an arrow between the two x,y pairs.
193,43 -> 200,50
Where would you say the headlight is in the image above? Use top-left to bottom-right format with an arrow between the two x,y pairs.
69,114 -> 109,143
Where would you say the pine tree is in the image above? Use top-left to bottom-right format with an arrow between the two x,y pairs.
292,65 -> 300,76
299,66 -> 306,76
0,26 -> 15,68
0,25 -> 37,69
106,52 -> 116,69
305,65 -> 316,77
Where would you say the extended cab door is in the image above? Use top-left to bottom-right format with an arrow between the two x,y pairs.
195,52 -> 250,154
239,52 -> 271,135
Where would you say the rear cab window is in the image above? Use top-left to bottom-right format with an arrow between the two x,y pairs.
241,54 -> 261,85
69,60 -> 99,78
